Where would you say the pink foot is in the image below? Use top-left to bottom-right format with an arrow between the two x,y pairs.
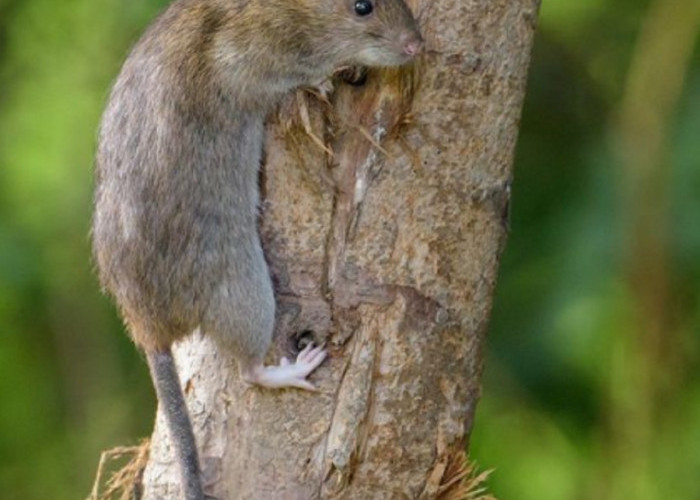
242,343 -> 327,391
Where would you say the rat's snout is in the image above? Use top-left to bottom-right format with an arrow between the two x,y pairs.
400,31 -> 424,57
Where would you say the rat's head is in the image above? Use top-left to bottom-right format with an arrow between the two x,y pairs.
311,0 -> 423,68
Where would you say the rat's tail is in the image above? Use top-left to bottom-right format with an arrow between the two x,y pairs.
147,348 -> 204,500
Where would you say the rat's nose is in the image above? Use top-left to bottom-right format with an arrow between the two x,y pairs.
400,32 -> 424,57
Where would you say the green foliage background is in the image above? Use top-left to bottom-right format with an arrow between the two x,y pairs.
0,0 -> 697,499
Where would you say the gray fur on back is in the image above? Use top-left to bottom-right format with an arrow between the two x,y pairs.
92,1 -> 274,357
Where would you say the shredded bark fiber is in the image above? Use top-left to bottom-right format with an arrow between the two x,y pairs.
436,452 -> 497,500
87,439 -> 150,500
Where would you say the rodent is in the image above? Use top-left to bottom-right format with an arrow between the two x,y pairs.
91,0 -> 422,498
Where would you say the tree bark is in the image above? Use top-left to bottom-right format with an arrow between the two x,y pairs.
142,0 -> 539,498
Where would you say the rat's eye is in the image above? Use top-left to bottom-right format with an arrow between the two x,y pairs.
354,0 -> 374,16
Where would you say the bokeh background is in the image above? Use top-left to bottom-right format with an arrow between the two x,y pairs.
0,0 -> 698,499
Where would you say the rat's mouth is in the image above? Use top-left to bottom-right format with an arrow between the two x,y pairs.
353,38 -> 421,67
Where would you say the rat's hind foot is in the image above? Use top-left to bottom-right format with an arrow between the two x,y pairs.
242,343 -> 327,391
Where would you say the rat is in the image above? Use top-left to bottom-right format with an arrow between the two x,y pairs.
91,0 -> 422,498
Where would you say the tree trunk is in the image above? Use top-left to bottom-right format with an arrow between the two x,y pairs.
142,0 -> 538,498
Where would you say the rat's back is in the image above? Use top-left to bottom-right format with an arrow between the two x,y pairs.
92,0 -> 265,350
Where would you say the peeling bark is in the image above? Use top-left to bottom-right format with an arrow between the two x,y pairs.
142,0 -> 538,498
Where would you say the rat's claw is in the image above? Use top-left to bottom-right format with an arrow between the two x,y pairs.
299,344 -> 327,369
298,342 -> 314,357
286,378 -> 318,392
298,343 -> 326,362
296,343 -> 314,362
